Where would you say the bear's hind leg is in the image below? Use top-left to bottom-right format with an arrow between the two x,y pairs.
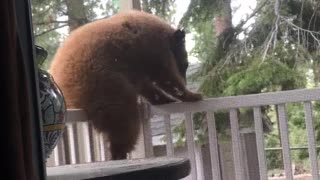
108,111 -> 140,160
85,74 -> 141,161
89,100 -> 140,160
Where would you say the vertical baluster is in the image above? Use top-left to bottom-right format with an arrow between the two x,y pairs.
68,123 -> 80,164
77,122 -> 91,163
253,107 -> 268,180
89,123 -> 101,162
277,104 -> 293,180
93,130 -> 102,161
141,104 -> 154,158
99,133 -> 106,161
103,134 -> 111,161
63,123 -> 72,164
131,123 -> 147,159
230,109 -> 244,180
46,146 -> 57,167
88,123 -> 96,162
164,114 -> 174,157
184,112 -> 197,180
73,123 -> 81,164
56,136 -> 66,165
53,146 -> 60,166
207,112 -> 222,180
304,102 -> 319,180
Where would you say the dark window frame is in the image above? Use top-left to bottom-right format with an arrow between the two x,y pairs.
15,0 -> 46,179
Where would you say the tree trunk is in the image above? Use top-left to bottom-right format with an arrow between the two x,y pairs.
214,0 -> 232,37
132,0 -> 141,10
120,0 -> 141,11
212,0 -> 234,60
65,0 -> 88,31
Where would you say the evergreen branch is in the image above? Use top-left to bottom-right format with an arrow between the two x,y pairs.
262,26 -> 277,60
281,16 -> 320,35
284,18 -> 320,47
178,0 -> 198,28
35,24 -> 68,37
234,0 -> 269,35
262,0 -> 283,60
307,4 -> 320,32
273,0 -> 281,49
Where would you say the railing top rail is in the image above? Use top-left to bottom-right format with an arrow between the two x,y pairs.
65,109 -> 88,123
151,88 -> 320,115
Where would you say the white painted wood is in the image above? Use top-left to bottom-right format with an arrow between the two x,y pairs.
53,146 -> 59,166
59,88 -> 320,180
206,112 -> 222,180
91,127 -> 101,162
164,114 -> 174,157
99,133 -> 106,161
57,137 -> 67,165
253,107 -> 268,180
277,104 -> 293,180
142,121 -> 154,158
61,125 -> 72,164
184,112 -> 197,180
229,109 -> 244,180
67,123 -> 80,164
151,88 -> 320,115
46,147 -> 57,167
131,123 -> 146,159
304,102 -> 319,180
240,133 -> 249,179
141,106 -> 154,158
76,122 -> 91,163
195,145 -> 205,180
65,109 -> 87,122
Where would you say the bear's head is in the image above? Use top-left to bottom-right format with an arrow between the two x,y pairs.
141,28 -> 202,103
172,29 -> 188,83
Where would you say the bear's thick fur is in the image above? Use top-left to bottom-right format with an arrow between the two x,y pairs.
50,10 -> 202,160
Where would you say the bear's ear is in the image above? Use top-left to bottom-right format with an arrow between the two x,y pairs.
174,29 -> 185,43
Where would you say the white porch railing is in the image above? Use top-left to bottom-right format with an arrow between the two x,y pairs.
150,88 -> 320,180
46,88 -> 320,180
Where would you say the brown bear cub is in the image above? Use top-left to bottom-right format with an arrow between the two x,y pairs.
49,10 -> 202,160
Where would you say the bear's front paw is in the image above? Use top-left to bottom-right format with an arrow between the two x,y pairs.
182,92 -> 203,102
